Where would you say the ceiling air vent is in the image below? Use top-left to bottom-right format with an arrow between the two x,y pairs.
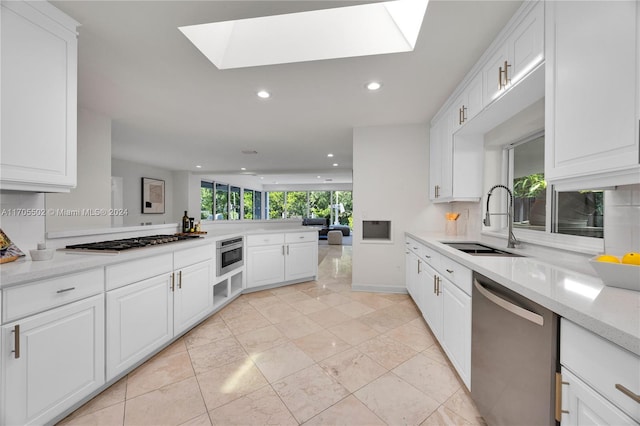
241,150 -> 258,154
325,178 -> 333,182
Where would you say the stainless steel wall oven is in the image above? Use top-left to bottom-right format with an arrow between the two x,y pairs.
216,236 -> 244,276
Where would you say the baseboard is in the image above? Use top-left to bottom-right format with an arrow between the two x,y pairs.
351,284 -> 408,294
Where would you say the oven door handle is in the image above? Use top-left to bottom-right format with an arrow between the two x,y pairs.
473,279 -> 544,326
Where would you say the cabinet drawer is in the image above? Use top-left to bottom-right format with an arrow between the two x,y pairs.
420,245 -> 441,270
406,237 -> 421,255
285,232 -> 317,243
2,268 -> 104,323
247,233 -> 285,247
439,256 -> 472,295
106,253 -> 173,291
561,319 -> 640,422
174,243 -> 214,269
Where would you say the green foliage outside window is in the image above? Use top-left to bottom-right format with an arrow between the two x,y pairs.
513,173 -> 547,198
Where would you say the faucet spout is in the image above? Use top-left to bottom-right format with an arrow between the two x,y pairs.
484,184 -> 519,249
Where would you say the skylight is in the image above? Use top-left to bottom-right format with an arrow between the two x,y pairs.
179,0 -> 429,70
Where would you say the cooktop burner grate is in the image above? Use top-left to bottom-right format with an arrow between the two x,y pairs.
63,234 -> 201,253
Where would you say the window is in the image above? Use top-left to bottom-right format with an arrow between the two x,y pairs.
254,191 -> 262,219
309,191 -> 331,223
230,186 -> 241,220
200,181 -> 214,220
510,135 -> 546,231
286,191 -> 308,218
244,189 -> 254,220
215,183 -> 229,220
506,134 -> 603,239
267,192 -> 285,219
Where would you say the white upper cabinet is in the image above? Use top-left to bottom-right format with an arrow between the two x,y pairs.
452,73 -> 484,132
545,1 -> 639,187
0,1 -> 79,192
482,1 -> 544,107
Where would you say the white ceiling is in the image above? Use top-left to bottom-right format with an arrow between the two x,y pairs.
52,0 -> 522,185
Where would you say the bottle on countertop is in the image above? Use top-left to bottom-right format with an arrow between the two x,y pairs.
189,217 -> 195,232
182,211 -> 190,233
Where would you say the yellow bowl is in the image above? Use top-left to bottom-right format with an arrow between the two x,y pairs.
589,258 -> 640,291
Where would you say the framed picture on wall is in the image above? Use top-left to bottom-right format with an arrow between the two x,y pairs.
141,177 -> 165,214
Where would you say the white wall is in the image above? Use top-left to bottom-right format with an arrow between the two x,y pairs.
0,192 -> 46,253
111,158 -> 175,226
45,108 -> 112,232
352,124 -> 456,292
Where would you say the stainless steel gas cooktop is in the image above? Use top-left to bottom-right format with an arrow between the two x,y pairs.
61,234 -> 202,254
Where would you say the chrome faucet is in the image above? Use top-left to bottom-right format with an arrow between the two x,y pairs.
483,184 -> 519,248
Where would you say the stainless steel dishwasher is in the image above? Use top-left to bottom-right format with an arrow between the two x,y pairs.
471,272 -> 559,426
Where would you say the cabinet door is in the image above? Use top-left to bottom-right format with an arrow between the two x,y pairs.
174,261 -> 213,335
285,242 -> 317,282
482,45 -> 509,105
405,251 -> 419,300
508,0 -> 544,84
429,118 -> 443,200
1,295 -> 104,426
106,274 -> 173,380
465,73 -> 484,122
0,1 -> 78,192
441,278 -> 471,389
419,264 -> 442,340
560,368 -> 638,426
246,245 -> 285,288
545,1 -> 639,182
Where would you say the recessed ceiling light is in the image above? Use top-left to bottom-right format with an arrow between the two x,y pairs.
196,165 -> 202,168
317,175 -> 321,179
260,177 -> 264,180
366,81 -> 382,91
327,153 -> 334,157
257,90 -> 270,99
333,163 -> 338,167
241,167 -> 246,171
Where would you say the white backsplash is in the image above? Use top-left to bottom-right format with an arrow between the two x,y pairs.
604,184 -> 640,256
0,192 -> 46,253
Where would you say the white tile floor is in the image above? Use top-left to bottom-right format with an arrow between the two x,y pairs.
58,245 -> 486,426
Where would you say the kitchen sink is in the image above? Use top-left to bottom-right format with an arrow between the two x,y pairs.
442,242 -> 523,257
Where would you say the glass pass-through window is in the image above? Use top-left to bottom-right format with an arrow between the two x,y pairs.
508,134 -> 603,239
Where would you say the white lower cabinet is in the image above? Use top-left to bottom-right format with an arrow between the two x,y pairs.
404,236 -> 472,389
441,278 -> 471,387
247,244 -> 286,288
1,295 -> 105,426
246,232 -> 318,289
560,368 -> 637,426
559,319 -> 640,424
173,260 -> 213,335
106,246 -> 214,380
106,274 -> 173,379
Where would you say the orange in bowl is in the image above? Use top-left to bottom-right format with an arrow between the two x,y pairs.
595,254 -> 620,263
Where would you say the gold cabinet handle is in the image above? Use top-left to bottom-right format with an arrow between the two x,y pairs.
178,270 -> 182,289
433,275 -> 436,294
12,325 -> 20,359
170,273 -> 175,292
56,287 -> 76,294
462,105 -> 467,122
503,60 -> 511,86
555,372 -> 570,421
498,65 -> 504,89
615,384 -> 640,404
436,276 -> 441,296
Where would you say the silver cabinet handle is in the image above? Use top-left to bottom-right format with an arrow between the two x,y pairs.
170,273 -> 175,292
433,275 -> 437,294
287,245 -> 290,255
56,287 -> 76,293
616,384 -> 640,404
445,269 -> 453,274
417,260 -> 421,274
282,245 -> 285,255
473,279 -> 544,326
178,270 -> 182,289
424,255 -> 431,259
12,325 -> 20,359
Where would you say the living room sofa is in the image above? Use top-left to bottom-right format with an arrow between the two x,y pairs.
302,218 -> 350,236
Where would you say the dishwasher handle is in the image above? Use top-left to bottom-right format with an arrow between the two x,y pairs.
473,279 -> 544,326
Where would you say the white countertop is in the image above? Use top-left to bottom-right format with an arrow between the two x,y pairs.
407,231 -> 640,356
0,227 -> 317,288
